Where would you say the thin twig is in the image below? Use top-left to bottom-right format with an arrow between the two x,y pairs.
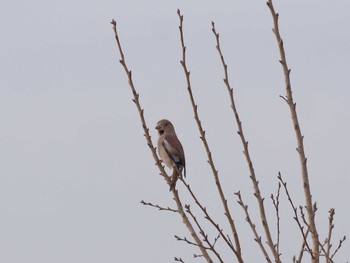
278,173 -> 312,256
212,21 -> 279,263
110,20 -> 169,184
174,257 -> 185,263
141,200 -> 178,213
325,208 -> 335,262
111,19 -> 213,263
180,177 -> 238,256
266,1 -> 320,261
297,230 -> 310,263
213,233 -> 221,247
175,235 -> 210,249
271,182 -> 281,255
331,236 -> 346,260
185,204 -> 224,263
235,191 -> 272,263
177,10 -> 243,263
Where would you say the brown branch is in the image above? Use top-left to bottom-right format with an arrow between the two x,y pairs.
141,200 -> 178,213
271,182 -> 281,255
174,257 -> 185,263
297,230 -> 310,263
278,174 -> 313,256
110,20 -> 169,184
213,233 -> 221,248
175,235 -> 210,250
331,236 -> 346,260
177,9 -> 243,263
111,19 -> 213,263
325,208 -> 335,262
185,204 -> 224,263
180,177 -> 238,256
235,191 -> 272,263
266,1 -> 320,261
211,21 -> 279,263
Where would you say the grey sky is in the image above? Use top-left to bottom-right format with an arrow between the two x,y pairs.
1,0 -> 349,262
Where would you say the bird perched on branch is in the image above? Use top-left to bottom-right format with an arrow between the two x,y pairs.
156,119 -> 186,191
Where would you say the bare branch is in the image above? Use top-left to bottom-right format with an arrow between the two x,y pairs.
331,236 -> 346,260
297,230 -> 310,263
174,257 -> 185,263
110,19 -> 169,184
266,1 -> 320,261
111,18 -> 213,263
235,191 -> 272,263
212,20 -> 279,263
175,235 -> 210,250
141,200 -> 178,213
325,208 -> 335,262
213,233 -> 221,247
271,182 -> 281,255
177,10 -> 243,263
185,204 -> 224,263
180,178 -> 238,256
278,174 -> 313,256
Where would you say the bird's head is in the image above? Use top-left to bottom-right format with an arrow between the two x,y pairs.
155,119 -> 175,135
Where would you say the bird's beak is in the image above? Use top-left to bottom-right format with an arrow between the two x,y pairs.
155,124 -> 162,130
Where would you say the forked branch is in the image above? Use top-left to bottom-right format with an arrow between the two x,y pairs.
211,21 -> 280,263
266,1 -> 320,261
111,19 -> 213,263
177,9 -> 243,263
235,191 -> 272,263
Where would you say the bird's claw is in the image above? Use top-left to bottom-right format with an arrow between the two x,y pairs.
155,159 -> 163,166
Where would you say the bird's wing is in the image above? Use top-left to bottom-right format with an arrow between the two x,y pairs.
162,134 -> 185,166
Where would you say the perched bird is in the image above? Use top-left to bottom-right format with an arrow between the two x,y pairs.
155,119 -> 186,190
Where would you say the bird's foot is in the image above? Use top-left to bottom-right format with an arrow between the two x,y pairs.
155,159 -> 163,166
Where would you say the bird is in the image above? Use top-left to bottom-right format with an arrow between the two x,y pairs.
155,119 -> 186,191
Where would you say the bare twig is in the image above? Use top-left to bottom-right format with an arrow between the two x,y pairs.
110,20 -> 169,184
213,233 -> 221,247
180,178 -> 238,256
325,208 -> 335,262
271,182 -> 281,255
297,230 -> 310,263
266,1 -> 320,261
111,19 -> 213,263
211,21 -> 279,263
177,10 -> 243,263
235,191 -> 272,263
175,235 -> 210,249
174,257 -> 185,263
331,236 -> 346,260
141,200 -> 178,213
185,204 -> 224,263
278,174 -> 312,256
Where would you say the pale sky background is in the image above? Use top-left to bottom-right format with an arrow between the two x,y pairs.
1,0 -> 349,262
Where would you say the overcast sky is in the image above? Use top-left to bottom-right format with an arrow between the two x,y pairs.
1,0 -> 350,262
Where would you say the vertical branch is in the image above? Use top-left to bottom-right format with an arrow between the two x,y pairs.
185,204 -> 224,263
211,22 -> 280,263
111,20 -> 168,183
177,9 -> 244,263
266,1 -> 320,262
278,174 -> 312,256
271,182 -> 281,255
331,236 -> 346,261
235,192 -> 272,263
180,177 -> 238,256
297,230 -> 309,263
111,20 -> 213,263
325,209 -> 335,262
